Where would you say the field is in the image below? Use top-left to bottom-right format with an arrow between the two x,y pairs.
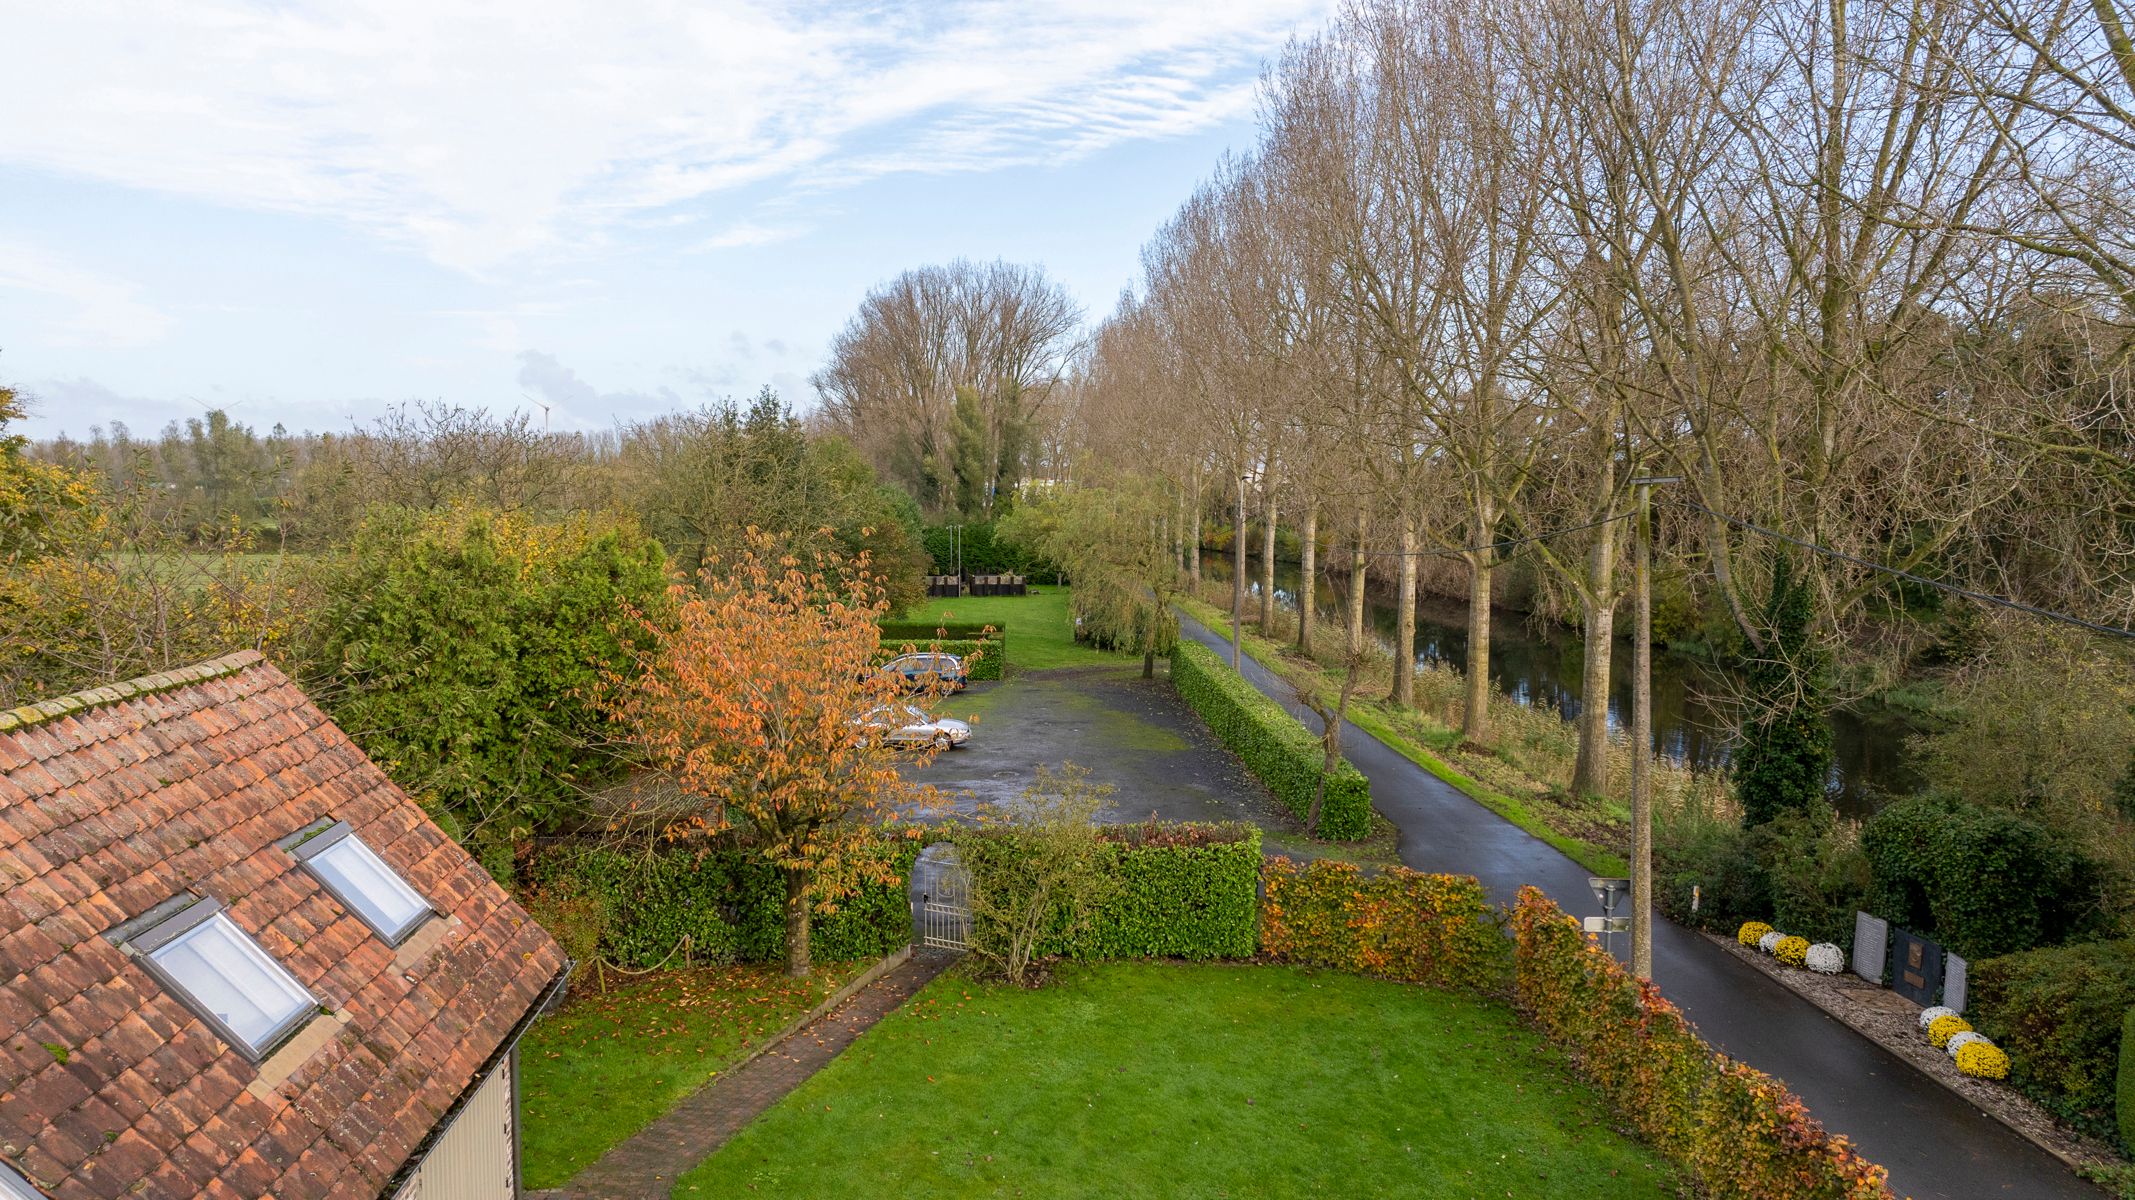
674,962 -> 1675,1198
910,586 -> 1126,671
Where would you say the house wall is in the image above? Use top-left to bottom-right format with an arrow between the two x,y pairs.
393,1051 -> 517,1200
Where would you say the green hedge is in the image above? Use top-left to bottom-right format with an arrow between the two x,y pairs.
1169,640 -> 1371,839
2122,1006 -> 2135,1150
1862,793 -> 2096,959
874,638 -> 1003,681
1071,825 -> 1261,959
880,620 -> 1001,641
527,841 -> 918,968
1971,937 -> 2135,1140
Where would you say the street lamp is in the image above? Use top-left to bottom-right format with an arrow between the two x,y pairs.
1627,474 -> 1682,980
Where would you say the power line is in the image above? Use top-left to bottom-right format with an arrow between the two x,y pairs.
1681,498 -> 2135,641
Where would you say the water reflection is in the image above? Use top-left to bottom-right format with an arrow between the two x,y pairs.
1200,555 -> 1919,818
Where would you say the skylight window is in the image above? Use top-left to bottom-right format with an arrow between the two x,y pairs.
287,820 -> 435,945
122,897 -> 315,1062
2,1161 -> 50,1200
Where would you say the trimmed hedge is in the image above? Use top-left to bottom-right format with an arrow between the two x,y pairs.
1074,824 -> 1261,959
880,620 -> 1001,642
1170,640 -> 1372,839
1511,887 -> 1893,1199
2121,1006 -> 2135,1150
875,638 -> 1003,681
526,840 -> 918,968
1970,937 -> 2135,1140
1260,857 -> 1509,991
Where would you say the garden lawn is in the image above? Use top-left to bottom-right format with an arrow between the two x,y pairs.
518,960 -> 864,1189
674,962 -> 1676,1198
913,587 -> 1127,671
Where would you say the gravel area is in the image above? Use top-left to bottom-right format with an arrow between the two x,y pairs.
1705,932 -> 2126,1178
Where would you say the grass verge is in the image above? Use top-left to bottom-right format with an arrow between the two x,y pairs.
518,960 -> 866,1189
674,961 -> 1675,1198
1177,597 -> 1630,878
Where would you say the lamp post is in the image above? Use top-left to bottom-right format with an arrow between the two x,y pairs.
1628,474 -> 1681,980
1232,470 -> 1248,671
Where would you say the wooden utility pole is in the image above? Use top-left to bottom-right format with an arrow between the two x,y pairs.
1629,476 -> 1679,980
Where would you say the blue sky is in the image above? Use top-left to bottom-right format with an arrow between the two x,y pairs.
0,1 -> 1329,440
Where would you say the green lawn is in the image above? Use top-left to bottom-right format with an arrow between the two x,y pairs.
912,587 -> 1129,671
519,960 -> 865,1189
674,962 -> 1676,1198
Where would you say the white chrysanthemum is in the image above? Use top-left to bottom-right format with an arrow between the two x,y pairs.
1804,943 -> 1844,975
1758,931 -> 1784,954
1946,1031 -> 1989,1057
1920,1005 -> 1955,1031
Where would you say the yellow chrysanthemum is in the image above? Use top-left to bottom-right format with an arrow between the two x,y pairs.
1955,1040 -> 2010,1079
1928,1013 -> 1973,1048
1737,921 -> 1774,947
1775,935 -> 1809,967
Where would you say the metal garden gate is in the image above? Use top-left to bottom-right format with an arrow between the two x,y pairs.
910,843 -> 971,952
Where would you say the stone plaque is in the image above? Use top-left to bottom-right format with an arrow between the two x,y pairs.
1852,911 -> 1888,983
1944,952 -> 1967,1014
1891,927 -> 1944,1007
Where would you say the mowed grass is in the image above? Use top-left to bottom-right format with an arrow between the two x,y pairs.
518,960 -> 864,1189
674,962 -> 1676,1199
912,587 -> 1129,671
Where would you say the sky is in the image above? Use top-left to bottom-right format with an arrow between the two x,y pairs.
0,0 -> 1330,441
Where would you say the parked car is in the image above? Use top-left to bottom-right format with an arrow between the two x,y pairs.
860,703 -> 972,750
882,651 -> 966,691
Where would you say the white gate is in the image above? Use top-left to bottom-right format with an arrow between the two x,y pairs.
910,843 -> 971,952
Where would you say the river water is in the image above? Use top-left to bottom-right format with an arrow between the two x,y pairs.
1200,555 -> 1920,818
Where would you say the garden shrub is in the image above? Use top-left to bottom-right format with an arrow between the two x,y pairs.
527,838 -> 918,968
1170,640 -> 1372,839
2121,1006 -> 2135,1150
1971,937 -> 2135,1138
1512,887 -> 1893,1199
1074,823 -> 1260,960
1260,858 -> 1509,992
1864,793 -> 2096,960
874,637 -> 1003,680
1658,808 -> 1865,949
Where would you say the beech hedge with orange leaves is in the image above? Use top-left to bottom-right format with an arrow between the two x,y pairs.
1259,858 -> 1510,990
1512,886 -> 1895,1200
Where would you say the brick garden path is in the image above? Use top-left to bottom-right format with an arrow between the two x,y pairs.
536,949 -> 958,1200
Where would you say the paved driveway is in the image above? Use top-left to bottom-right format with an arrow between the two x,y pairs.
1179,615 -> 2102,1200
899,664 -> 1292,829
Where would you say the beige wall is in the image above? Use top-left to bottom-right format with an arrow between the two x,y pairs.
393,1052 -> 517,1200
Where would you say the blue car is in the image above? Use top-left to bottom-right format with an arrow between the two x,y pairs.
882,651 -> 966,691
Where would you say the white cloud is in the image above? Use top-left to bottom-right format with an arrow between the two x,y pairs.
698,221 -> 807,251
0,242 -> 172,349
0,1 -> 1327,272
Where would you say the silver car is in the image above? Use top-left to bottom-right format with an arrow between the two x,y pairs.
861,703 -> 972,750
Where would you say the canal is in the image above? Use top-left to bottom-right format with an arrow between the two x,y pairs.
1201,554 -> 1921,817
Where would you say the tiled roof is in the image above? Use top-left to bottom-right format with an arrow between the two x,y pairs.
0,652 -> 568,1199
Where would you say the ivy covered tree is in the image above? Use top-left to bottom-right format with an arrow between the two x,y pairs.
303,504 -> 670,870
1734,554 -> 1836,826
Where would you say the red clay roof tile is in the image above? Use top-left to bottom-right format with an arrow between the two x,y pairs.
0,654 -> 566,1199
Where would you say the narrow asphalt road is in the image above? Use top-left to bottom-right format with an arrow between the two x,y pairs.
1180,616 -> 2101,1200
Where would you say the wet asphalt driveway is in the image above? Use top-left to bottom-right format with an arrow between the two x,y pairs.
900,664 -> 1293,828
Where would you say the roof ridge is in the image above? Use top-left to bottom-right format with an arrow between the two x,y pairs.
0,649 -> 268,734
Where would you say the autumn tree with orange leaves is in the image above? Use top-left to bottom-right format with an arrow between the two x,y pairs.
604,530 -> 951,977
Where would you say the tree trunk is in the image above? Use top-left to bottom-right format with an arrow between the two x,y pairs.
1143,648 -> 1156,679
1259,496 -> 1279,632
1391,516 -> 1417,707
1348,511 -> 1368,654
1232,473 -> 1247,670
1189,475 -> 1202,585
1298,502 -> 1319,657
783,866 -> 812,979
1463,549 -> 1493,745
1570,522 -> 1621,797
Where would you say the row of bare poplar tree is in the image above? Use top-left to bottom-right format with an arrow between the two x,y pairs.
1061,0 -> 2135,798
